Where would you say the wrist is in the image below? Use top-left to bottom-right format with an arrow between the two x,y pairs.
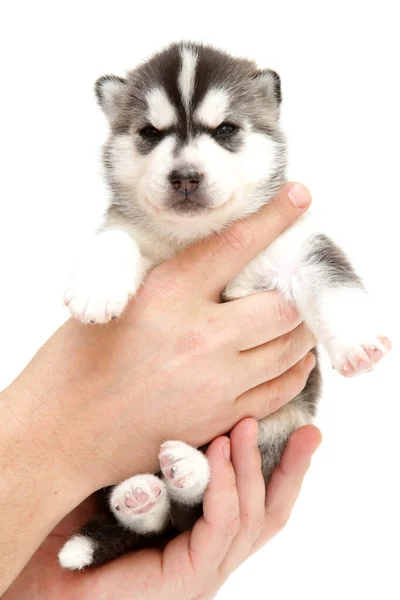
5,317 -> 163,491
0,383 -> 94,591
5,356 -> 158,493
1,380 -> 92,503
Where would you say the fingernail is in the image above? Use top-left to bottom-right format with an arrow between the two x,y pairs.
288,183 -> 311,208
305,352 -> 316,372
222,442 -> 231,462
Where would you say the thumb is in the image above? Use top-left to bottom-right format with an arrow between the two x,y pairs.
166,183 -> 311,299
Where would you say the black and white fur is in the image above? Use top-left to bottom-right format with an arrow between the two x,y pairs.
59,42 -> 390,570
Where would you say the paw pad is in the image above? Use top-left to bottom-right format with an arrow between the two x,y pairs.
110,474 -> 165,519
335,335 -> 391,377
158,440 -> 210,498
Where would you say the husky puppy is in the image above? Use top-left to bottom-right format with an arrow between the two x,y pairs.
59,42 -> 390,570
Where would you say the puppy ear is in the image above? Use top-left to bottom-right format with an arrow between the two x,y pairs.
253,69 -> 282,105
95,75 -> 127,124
252,69 -> 282,123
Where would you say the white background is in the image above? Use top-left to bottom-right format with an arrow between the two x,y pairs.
0,2 -> 399,599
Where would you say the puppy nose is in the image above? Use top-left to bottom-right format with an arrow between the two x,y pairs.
169,169 -> 202,195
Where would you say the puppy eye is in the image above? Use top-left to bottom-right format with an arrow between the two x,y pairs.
140,126 -> 162,139
214,122 -> 237,137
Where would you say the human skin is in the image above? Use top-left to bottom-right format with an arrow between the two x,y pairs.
4,419 -> 321,600
0,183 -> 316,594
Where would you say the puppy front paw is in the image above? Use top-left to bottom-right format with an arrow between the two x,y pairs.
330,334 -> 391,377
316,289 -> 392,377
64,230 -> 146,324
64,264 -> 139,324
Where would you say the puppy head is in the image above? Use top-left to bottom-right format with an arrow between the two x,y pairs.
97,43 -> 286,238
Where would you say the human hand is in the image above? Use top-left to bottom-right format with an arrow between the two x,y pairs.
4,420 -> 321,600
0,184 -> 314,590
7,183 -> 314,494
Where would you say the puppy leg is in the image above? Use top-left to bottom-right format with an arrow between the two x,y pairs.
159,441 -> 210,506
64,227 -> 150,324
59,474 -> 169,570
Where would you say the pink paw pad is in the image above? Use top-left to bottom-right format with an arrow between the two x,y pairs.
112,476 -> 163,516
161,457 -> 192,488
339,335 -> 391,377
158,441 -> 199,489
158,441 -> 210,500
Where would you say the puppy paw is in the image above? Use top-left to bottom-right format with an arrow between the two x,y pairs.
64,265 -> 137,324
159,441 -> 210,505
330,334 -> 391,377
317,289 -> 392,378
64,230 -> 146,324
109,474 -> 169,534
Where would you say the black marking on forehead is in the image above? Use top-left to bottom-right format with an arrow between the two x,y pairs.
123,42 -> 281,154
191,45 -> 257,108
136,45 -> 188,143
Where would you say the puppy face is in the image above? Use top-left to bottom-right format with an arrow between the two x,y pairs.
97,43 -> 286,236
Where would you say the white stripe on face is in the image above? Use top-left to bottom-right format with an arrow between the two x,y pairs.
195,88 -> 231,129
146,88 -> 177,130
178,47 -> 198,112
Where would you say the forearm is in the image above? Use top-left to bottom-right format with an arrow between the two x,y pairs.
0,354 -> 159,594
0,316 -> 173,595
0,385 -> 83,592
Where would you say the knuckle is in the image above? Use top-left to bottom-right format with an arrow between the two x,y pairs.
274,297 -> 300,328
204,316 -> 232,350
298,326 -> 316,358
306,328 -> 317,349
252,516 -> 267,537
239,304 -> 265,340
219,491 -> 241,537
272,192 -> 291,222
218,321 -> 238,348
277,353 -> 290,376
267,382 -> 286,413
296,362 -> 312,391
269,359 -> 311,412
259,359 -> 273,383
241,512 -> 265,539
277,331 -> 295,371
218,221 -> 255,258
224,514 -> 241,537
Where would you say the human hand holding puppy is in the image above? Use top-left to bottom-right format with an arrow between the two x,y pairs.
0,183 -> 316,593
4,419 -> 321,600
